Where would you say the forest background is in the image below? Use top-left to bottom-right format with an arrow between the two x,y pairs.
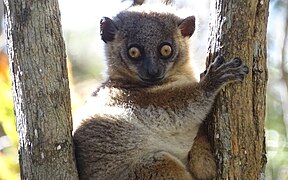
0,0 -> 287,179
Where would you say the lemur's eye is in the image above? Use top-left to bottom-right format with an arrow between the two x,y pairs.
159,43 -> 172,59
128,46 -> 141,60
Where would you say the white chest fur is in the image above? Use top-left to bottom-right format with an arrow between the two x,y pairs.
130,105 -> 200,163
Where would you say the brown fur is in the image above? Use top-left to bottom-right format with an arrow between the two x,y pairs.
73,6 -> 248,180
189,124 -> 217,179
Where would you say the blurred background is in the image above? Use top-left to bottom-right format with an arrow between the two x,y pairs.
0,0 -> 287,179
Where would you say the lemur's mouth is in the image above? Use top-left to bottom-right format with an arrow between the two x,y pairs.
140,76 -> 164,84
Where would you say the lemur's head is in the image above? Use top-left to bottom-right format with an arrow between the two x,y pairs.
100,9 -> 195,86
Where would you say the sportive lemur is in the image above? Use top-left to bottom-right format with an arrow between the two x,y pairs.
73,5 -> 249,180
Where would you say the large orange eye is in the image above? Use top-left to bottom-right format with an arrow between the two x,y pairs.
159,44 -> 172,59
128,47 -> 141,60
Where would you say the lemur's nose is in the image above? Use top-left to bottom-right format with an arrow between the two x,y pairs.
147,66 -> 161,77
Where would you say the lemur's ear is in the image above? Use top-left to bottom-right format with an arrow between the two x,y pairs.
178,16 -> 195,38
100,17 -> 118,43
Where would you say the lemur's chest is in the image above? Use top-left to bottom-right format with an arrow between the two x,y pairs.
128,105 -> 200,163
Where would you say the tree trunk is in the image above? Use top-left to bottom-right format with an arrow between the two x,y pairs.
207,0 -> 269,179
4,0 -> 78,179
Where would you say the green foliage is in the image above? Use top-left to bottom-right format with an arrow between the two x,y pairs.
265,0 -> 288,178
0,71 -> 19,180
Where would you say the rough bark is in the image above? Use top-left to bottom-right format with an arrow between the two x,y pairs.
4,0 -> 78,179
206,0 -> 269,179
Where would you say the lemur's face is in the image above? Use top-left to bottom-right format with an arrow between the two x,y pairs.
100,12 -> 195,86
122,41 -> 174,84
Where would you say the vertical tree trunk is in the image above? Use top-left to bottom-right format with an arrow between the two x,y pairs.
207,0 -> 269,179
4,0 -> 78,179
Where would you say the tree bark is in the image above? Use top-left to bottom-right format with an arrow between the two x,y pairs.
4,0 -> 78,179
207,0 -> 269,179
